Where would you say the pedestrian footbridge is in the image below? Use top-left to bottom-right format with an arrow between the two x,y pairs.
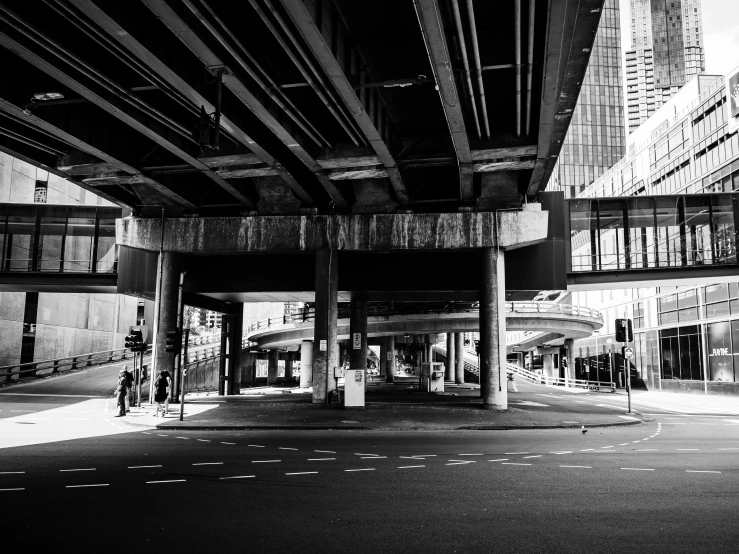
245,302 -> 603,350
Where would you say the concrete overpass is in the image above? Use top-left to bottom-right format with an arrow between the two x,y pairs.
0,0 -> 605,410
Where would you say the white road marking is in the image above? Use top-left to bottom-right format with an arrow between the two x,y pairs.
66,484 -> 108,488
219,475 -> 254,480
0,393 -> 101,398
398,465 -> 425,469
446,461 -> 474,465
523,455 -> 542,459
619,443 -> 630,446
551,451 -> 573,455
248,445 -> 265,448
252,460 -> 280,463
580,449 -> 595,452
60,468 -> 95,472
0,488 -> 24,492
197,439 -> 210,442
0,471 -> 24,474
457,453 -> 484,456
505,452 -> 529,455
502,463 -> 531,466
618,415 -> 640,421
345,468 -> 375,472
487,459 -> 509,462
621,468 -> 654,471
147,479 -> 186,484
279,448 -> 298,451
286,472 -> 318,476
10,410 -> 36,412
128,465 -> 162,469
308,458 -> 336,461
192,462 -> 223,466
676,449 -> 699,451
601,446 -> 614,449
315,450 -> 335,453
686,470 -> 721,474
361,456 -> 387,459
560,465 -> 592,469
221,442 -> 235,445
157,434 -> 168,437
175,437 -> 189,440
355,453 -> 379,456
718,448 -> 739,450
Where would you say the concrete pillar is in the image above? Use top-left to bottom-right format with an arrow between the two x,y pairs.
152,252 -> 181,399
267,349 -> 279,385
480,247 -> 507,410
312,249 -> 338,404
379,341 -> 387,378
455,332 -> 465,384
565,339 -> 575,386
285,352 -> 293,381
543,354 -> 555,381
300,341 -> 313,388
445,333 -> 455,381
349,294 -> 368,370
385,335 -> 395,383
227,303 -> 243,395
516,352 -> 525,367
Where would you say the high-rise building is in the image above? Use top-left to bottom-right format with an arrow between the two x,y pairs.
548,0 -> 626,198
626,0 -> 705,133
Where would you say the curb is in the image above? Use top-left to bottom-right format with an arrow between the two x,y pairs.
456,419 -> 643,430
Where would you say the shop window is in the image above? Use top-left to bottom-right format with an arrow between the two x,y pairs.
708,321 -> 734,382
660,326 -> 702,380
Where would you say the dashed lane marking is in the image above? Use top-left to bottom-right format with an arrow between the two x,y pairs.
580,449 -> 595,452
192,462 -> 223,466
196,439 -> 210,442
308,458 -> 336,461
504,452 -> 529,455
219,476 -> 254,480
252,460 -> 280,463
156,434 -> 168,437
619,443 -> 630,446
0,488 -> 24,492
601,446 -> 614,449
314,450 -> 335,453
345,468 -> 375,472
175,437 -> 189,440
0,471 -> 24,474
551,451 -> 573,455
398,465 -> 425,469
248,445 -> 265,448
523,455 -> 542,459
60,468 -> 95,472
286,472 -> 317,476
221,442 -> 235,445
361,456 -> 387,459
147,479 -> 186,484
621,468 -> 654,471
458,453 -> 484,456
487,459 -> 509,462
686,470 -> 721,474
355,453 -> 379,456
66,484 -> 108,488
446,461 -> 475,465
128,465 -> 162,469
501,463 -> 531,466
560,465 -> 592,469
279,448 -> 298,451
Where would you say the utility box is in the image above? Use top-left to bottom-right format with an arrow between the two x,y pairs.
343,369 -> 365,409
420,362 -> 445,393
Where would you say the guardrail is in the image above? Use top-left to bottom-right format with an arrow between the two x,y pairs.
246,302 -> 603,336
506,363 -> 615,392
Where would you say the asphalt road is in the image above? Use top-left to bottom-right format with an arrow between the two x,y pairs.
3,412 -> 739,553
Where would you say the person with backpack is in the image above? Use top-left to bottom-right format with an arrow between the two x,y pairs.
154,369 -> 172,417
124,366 -> 134,413
114,369 -> 128,417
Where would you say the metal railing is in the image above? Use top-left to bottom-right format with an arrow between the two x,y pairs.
246,302 -> 603,336
506,363 -> 616,392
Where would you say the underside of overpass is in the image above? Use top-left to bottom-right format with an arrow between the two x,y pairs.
0,0 -> 605,410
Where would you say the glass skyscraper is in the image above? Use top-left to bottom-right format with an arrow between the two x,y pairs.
626,0 -> 705,133
548,0 -> 626,199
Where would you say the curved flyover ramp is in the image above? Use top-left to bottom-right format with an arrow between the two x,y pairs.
245,302 -> 603,350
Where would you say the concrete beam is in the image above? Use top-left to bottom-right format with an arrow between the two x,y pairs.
117,210 -> 548,253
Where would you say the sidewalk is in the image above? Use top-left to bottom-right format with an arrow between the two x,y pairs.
119,380 -> 646,431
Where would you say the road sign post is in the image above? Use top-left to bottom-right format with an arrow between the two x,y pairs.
180,328 -> 190,422
616,319 -> 634,414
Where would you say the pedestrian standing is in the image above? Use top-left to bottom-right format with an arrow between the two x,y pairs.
154,369 -> 172,417
114,369 -> 128,417
124,365 -> 134,413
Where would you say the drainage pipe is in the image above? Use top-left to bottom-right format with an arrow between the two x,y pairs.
525,0 -> 535,136
464,0 -> 490,139
515,0 -> 522,138
450,0 -> 481,139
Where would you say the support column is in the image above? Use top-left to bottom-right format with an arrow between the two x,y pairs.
385,335 -> 395,383
455,332 -> 465,384
228,303 -> 243,395
480,247 -> 507,410
542,354 -> 555,380
565,339 -> 575,387
299,341 -> 313,388
445,333 -> 455,381
284,352 -> 292,382
152,252 -> 180,400
312,249 -> 338,404
349,294 -> 368,370
267,349 -> 279,385
379,341 -> 387,378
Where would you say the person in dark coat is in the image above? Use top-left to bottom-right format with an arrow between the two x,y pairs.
124,366 -> 134,413
154,369 -> 171,417
114,369 -> 128,417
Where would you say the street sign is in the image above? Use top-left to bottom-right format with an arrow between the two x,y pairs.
352,333 -> 361,349
623,347 -> 634,359
319,340 -> 327,351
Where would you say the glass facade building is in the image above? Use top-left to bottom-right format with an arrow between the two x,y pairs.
569,67 -> 739,395
548,0 -> 626,199
626,0 -> 705,134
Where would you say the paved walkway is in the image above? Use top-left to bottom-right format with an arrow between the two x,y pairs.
121,378 -> 646,431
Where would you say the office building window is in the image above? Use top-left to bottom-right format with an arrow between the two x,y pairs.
659,325 -> 702,380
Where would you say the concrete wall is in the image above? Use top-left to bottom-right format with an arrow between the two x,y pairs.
0,292 -> 25,366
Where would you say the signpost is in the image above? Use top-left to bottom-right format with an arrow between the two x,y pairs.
616,319 -> 634,414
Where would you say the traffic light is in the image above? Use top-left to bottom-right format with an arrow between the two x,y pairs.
125,329 -> 145,352
165,328 -> 182,354
615,318 -> 633,343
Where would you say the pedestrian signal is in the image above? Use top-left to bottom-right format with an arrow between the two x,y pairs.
615,319 -> 633,343
165,328 -> 182,354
